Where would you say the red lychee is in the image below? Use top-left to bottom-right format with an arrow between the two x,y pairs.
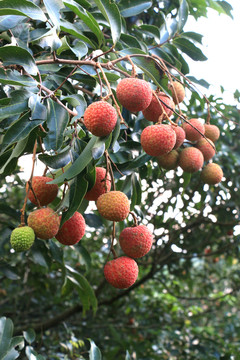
173,125 -> 185,149
200,163 -> 223,185
55,212 -> 85,246
141,124 -> 176,157
204,124 -> 220,142
26,176 -> 58,206
157,149 -> 179,170
85,167 -> 111,201
27,207 -> 60,240
168,81 -> 185,104
196,138 -> 215,161
97,191 -> 130,222
119,225 -> 153,258
142,92 -> 175,122
104,256 -> 138,289
84,101 -> 117,137
179,147 -> 204,173
116,78 -> 152,112
183,118 -> 205,142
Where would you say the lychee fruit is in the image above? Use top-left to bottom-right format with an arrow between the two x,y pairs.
173,125 -> 185,149
142,92 -> 175,122
168,81 -> 185,104
119,225 -> 153,258
96,191 -> 130,222
26,176 -> 58,206
84,101 -> 118,137
204,124 -> 220,142
157,149 -> 179,170
27,207 -> 60,240
55,212 -> 85,245
179,147 -> 204,173
10,226 -> 35,252
85,167 -> 111,201
200,163 -> 223,185
116,78 -> 152,112
183,118 -> 205,142
196,137 -> 215,161
104,256 -> 138,289
141,124 -> 176,157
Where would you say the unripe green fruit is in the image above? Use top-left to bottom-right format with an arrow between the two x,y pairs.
204,124 -> 220,142
179,147 -> 204,173
116,78 -> 152,112
157,150 -> 179,170
10,226 -> 35,252
183,118 -> 205,142
104,256 -> 139,289
201,163 -> 223,185
27,207 -> 60,240
97,191 -> 130,222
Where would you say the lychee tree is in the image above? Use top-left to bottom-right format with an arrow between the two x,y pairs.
0,0 -> 240,358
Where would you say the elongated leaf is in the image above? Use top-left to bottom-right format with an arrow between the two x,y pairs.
92,0 -> 121,45
38,148 -> 72,169
50,136 -> 99,184
89,340 -> 102,360
0,136 -> 29,175
60,174 -> 88,226
0,69 -> 37,87
43,0 -> 64,28
28,94 -> 47,120
2,347 -> 19,360
130,173 -> 142,210
173,38 -> 207,61
63,0 -> 104,46
177,0 -> 189,31
23,329 -> 35,345
62,94 -> 87,118
0,100 -> 28,122
0,46 -> 38,75
60,19 -> 96,48
0,317 -> 13,356
120,48 -> 163,86
1,113 -> 43,153
119,0 -> 152,17
0,0 -> 47,22
44,99 -> 69,152
0,15 -> 26,31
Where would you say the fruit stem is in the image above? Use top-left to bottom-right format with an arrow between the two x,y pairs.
206,102 -> 211,124
126,56 -> 137,77
129,211 -> 138,226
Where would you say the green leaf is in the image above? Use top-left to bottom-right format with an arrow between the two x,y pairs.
138,24 -> 160,42
44,99 -> 69,152
0,100 -> 28,122
0,317 -> 14,356
181,31 -> 203,44
43,0 -> 64,28
119,48 -> 163,86
62,94 -> 87,118
173,38 -> 207,61
89,339 -> 102,360
119,0 -> 152,17
92,0 -> 121,45
0,69 -> 37,87
187,76 -> 210,88
28,94 -> 47,120
177,0 -> 189,31
130,173 -> 142,210
0,136 -> 29,175
60,19 -> 96,48
0,46 -> 38,75
0,15 -> 26,31
1,113 -> 43,153
38,148 -> 72,169
23,329 -> 36,345
60,174 -> 88,226
78,244 -> 92,272
63,0 -> 104,46
0,0 -> 47,22
50,136 -> 99,184
49,240 -> 64,265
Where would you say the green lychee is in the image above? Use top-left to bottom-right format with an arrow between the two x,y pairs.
104,256 -> 139,289
10,226 -> 35,252
27,207 -> 60,240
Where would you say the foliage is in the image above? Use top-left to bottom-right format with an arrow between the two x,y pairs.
0,0 -> 239,359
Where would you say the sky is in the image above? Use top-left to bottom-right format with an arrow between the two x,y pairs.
185,0 -> 240,105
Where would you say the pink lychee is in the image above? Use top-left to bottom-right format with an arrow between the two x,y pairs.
183,118 -> 205,142
141,124 -> 176,157
104,256 -> 139,289
179,147 -> 204,173
55,212 -> 86,246
85,167 -> 111,201
142,92 -> 175,122
84,101 -> 117,137
27,207 -> 60,240
119,225 -> 153,258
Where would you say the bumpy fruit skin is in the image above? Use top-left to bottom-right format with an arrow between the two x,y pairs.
169,81 -> 185,103
10,226 -> 35,252
196,138 -> 215,161
173,126 -> 185,149
157,150 -> 179,170
85,167 -> 111,201
55,212 -> 85,245
104,256 -> 138,289
26,176 -> 58,206
119,225 -> 153,258
204,124 -> 220,142
183,119 -> 205,142
141,124 -> 176,157
200,163 -> 223,185
84,101 -> 117,137
142,92 -> 175,122
97,191 -> 130,222
116,78 -> 152,112
179,147 -> 204,173
27,207 -> 60,240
